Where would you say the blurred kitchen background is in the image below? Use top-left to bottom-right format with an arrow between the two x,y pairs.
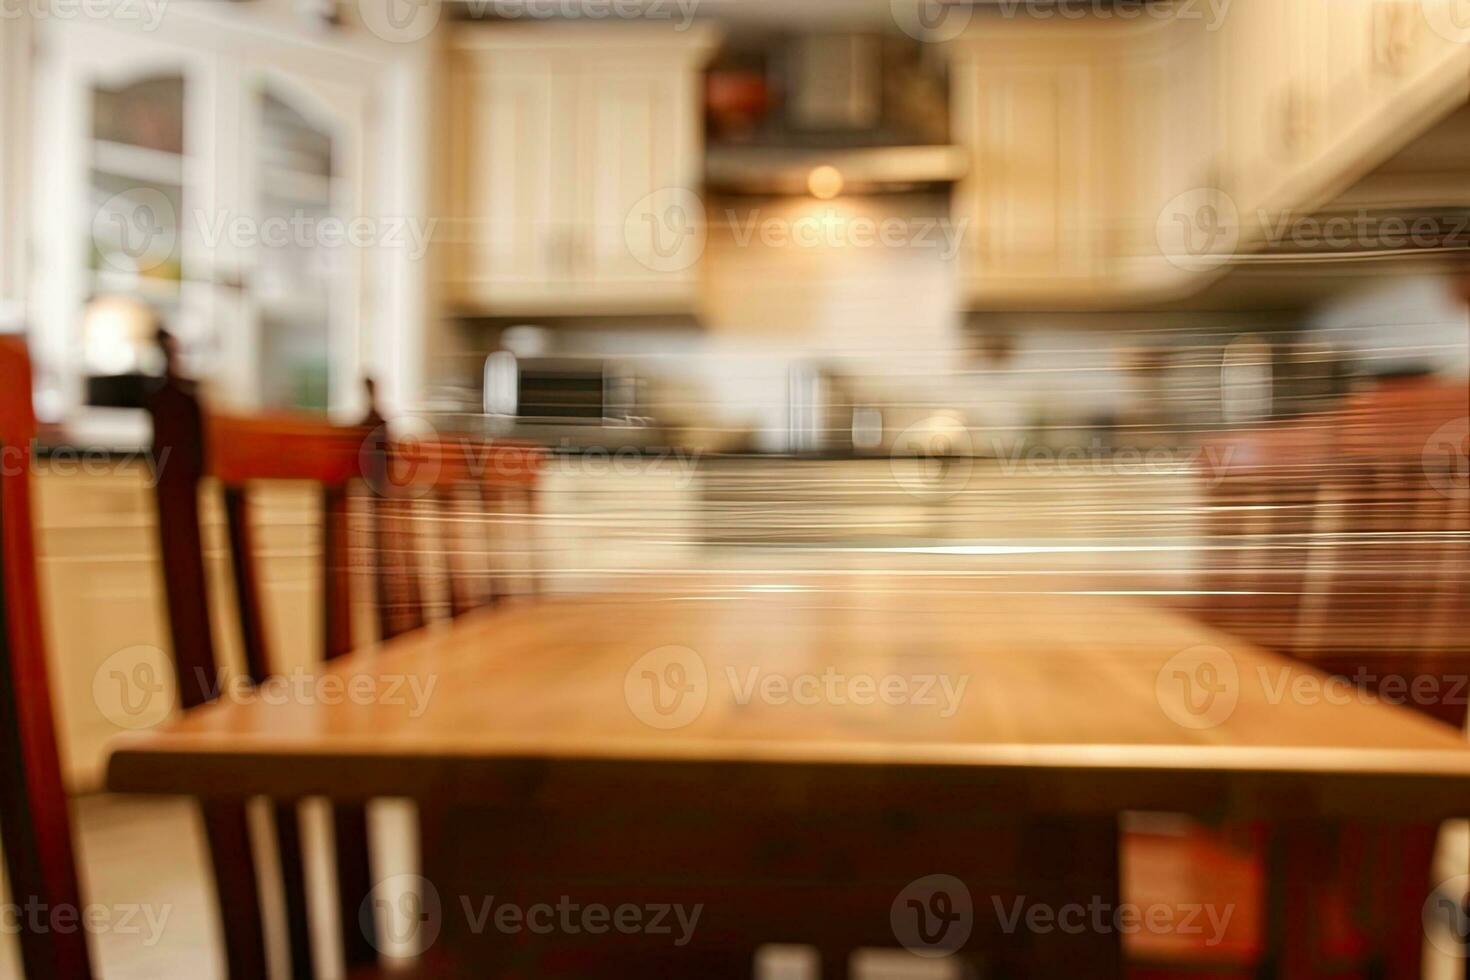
3,0 -> 1470,760
3,0 -> 1470,977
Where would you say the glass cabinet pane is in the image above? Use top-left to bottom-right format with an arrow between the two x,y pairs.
92,75 -> 184,155
255,86 -> 336,411
84,73 -> 188,402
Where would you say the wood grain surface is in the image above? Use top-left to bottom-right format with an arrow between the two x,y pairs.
107,579 -> 1470,818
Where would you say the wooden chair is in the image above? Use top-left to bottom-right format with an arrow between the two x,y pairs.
147,337 -> 376,979
1158,377 -> 1470,979
360,425 -> 543,638
1289,379 -> 1469,980
0,336 -> 94,979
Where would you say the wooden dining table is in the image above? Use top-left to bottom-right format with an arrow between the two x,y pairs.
107,577 -> 1470,977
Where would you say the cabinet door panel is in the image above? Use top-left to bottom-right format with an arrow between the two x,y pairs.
452,60 -> 571,295
957,63 -> 1095,285
576,67 -> 698,294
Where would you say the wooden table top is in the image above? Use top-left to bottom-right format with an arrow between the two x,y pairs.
107,581 -> 1470,818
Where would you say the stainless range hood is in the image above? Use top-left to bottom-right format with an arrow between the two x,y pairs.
704,32 -> 967,195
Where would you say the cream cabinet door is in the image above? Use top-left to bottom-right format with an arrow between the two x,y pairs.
449,51 -> 576,308
953,59 -> 1102,303
445,26 -> 717,314
575,64 -> 701,307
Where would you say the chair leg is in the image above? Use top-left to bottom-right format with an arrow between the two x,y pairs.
335,802 -> 379,970
1371,823 -> 1434,980
199,800 -> 270,980
1262,821 -> 1338,980
1021,815 -> 1123,980
273,801 -> 315,980
819,947 -> 848,979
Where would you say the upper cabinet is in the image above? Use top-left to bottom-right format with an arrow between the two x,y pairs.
947,2 -> 1470,310
29,12 -> 426,422
948,24 -> 1123,307
443,25 -> 718,316
1213,0 -> 1470,224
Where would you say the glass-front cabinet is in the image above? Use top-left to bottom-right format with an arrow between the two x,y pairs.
33,21 -> 370,423
253,87 -> 337,410
229,69 -> 365,414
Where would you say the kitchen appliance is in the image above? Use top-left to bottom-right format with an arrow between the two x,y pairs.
703,32 -> 967,196
483,352 -> 642,423
482,352 -> 666,450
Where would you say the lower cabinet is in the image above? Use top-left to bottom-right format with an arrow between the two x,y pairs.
34,462 -> 322,791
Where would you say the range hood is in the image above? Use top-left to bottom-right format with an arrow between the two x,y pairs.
704,32 -> 967,196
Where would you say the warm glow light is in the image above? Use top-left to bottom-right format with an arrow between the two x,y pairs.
807,165 -> 844,200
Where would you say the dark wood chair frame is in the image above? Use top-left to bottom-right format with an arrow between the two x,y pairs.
0,336 -> 94,979
147,354 -> 376,979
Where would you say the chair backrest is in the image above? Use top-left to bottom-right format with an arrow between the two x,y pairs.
1199,378 -> 1470,726
1197,423 -> 1336,655
365,430 -> 543,637
1294,380 -> 1470,725
147,341 -> 377,977
0,337 -> 93,979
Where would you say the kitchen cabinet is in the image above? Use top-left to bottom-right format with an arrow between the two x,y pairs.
28,11 -> 422,419
947,1 -> 1470,309
948,21 -> 1126,308
443,25 -> 718,315
1215,0 -> 1470,229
